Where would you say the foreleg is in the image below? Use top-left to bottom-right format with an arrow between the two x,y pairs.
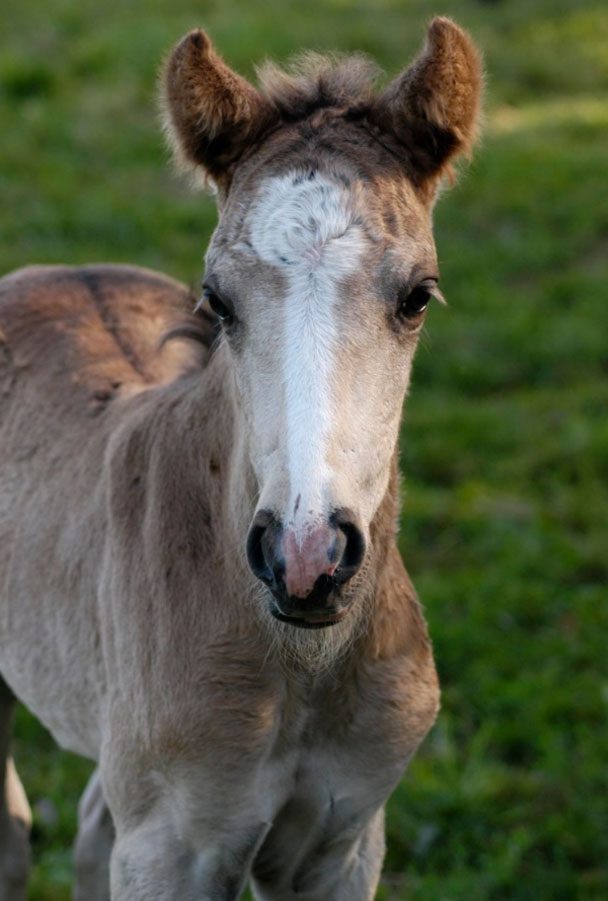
73,766 -> 114,901
109,817 -> 265,901
252,807 -> 385,901
103,758 -> 269,901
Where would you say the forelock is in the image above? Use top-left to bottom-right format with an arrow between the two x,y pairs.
256,52 -> 382,121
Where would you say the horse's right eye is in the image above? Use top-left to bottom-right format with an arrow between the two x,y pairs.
397,284 -> 431,320
202,288 -> 234,326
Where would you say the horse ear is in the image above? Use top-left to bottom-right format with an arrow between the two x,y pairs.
162,30 -> 278,184
372,17 -> 482,189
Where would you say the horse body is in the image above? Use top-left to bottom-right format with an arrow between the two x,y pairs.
0,265 -> 201,757
0,265 -> 436,898
0,17 -> 481,900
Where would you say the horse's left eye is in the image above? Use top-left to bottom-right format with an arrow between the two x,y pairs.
398,284 -> 432,319
202,288 -> 234,326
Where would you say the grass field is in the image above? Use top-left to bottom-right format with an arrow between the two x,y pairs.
1,0 -> 607,898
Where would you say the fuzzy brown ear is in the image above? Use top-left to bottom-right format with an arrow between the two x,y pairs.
162,30 -> 278,183
372,17 -> 482,188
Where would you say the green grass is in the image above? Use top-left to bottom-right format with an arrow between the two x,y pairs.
1,0 -> 607,897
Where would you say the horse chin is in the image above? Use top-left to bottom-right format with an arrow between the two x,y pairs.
268,605 -> 350,630
258,583 -> 370,673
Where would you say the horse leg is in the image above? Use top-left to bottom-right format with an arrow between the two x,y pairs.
251,807 -> 386,901
109,817 -> 265,901
0,677 -> 32,901
73,767 -> 114,901
103,751 -> 269,901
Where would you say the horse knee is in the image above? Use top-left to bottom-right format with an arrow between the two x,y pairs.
252,809 -> 385,901
109,824 -> 194,901
109,820 -> 250,901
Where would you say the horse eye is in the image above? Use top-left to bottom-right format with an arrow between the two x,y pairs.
398,284 -> 432,320
202,288 -> 234,325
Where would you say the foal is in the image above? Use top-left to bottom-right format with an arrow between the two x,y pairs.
0,18 -> 481,899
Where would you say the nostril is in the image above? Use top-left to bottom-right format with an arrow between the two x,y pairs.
341,521 -> 365,570
247,507 -> 364,606
246,510 -> 282,586
246,522 -> 270,582
331,508 -> 365,584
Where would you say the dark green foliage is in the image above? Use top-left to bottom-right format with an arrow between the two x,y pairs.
1,0 -> 606,897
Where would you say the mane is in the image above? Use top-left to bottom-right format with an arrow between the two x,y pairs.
160,298 -> 221,358
256,51 -> 382,120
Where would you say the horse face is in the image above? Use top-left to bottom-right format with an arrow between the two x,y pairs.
163,20 -> 481,631
204,165 -> 438,627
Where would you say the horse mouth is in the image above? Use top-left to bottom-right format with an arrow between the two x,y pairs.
269,605 -> 350,630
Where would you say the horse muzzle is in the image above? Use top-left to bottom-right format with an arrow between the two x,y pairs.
246,508 -> 365,628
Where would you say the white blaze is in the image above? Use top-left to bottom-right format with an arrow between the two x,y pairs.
248,172 -> 366,538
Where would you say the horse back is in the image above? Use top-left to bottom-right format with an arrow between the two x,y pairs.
0,264 -> 212,395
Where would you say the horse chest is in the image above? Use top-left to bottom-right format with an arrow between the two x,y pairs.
160,692 -> 405,896
257,676 -> 412,827
162,670 -> 409,850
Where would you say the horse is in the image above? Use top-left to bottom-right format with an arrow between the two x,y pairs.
0,17 -> 481,900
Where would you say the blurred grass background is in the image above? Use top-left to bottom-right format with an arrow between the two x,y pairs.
1,0 -> 607,898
